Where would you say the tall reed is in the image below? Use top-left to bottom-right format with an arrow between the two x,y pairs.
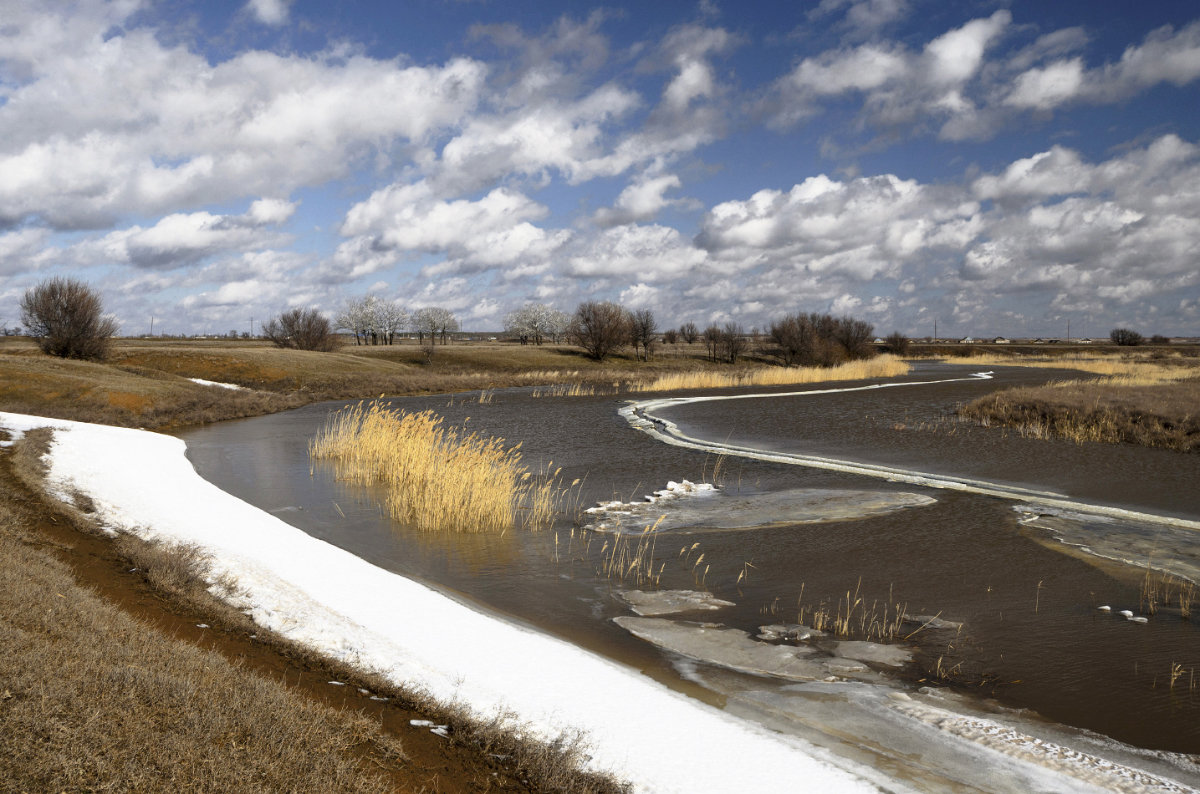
310,401 -> 563,534
632,356 -> 910,393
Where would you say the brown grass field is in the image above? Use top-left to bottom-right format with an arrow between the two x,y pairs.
948,350 -> 1200,452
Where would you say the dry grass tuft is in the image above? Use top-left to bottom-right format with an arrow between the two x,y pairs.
311,401 -> 566,533
632,356 -> 910,393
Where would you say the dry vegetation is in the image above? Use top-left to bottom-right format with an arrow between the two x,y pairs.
311,401 -> 569,533
953,353 -> 1200,452
632,355 -> 910,392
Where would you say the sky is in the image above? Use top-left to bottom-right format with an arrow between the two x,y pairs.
1,0 -> 1199,338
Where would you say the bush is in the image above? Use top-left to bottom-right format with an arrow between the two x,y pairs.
1149,335 -> 1170,345
263,308 -> 337,351
20,277 -> 118,360
883,332 -> 910,355
569,301 -> 627,361
1110,328 -> 1143,346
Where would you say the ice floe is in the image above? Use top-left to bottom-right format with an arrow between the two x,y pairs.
617,589 -> 735,616
587,483 -> 936,534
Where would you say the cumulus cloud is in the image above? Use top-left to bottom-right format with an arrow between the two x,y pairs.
335,181 -> 571,278
68,199 -> 297,270
0,6 -> 485,228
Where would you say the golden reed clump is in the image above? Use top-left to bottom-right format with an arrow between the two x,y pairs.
632,356 -> 911,393
310,401 -> 562,534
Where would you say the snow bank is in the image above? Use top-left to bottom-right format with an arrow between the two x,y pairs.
0,412 -> 875,794
187,377 -> 246,390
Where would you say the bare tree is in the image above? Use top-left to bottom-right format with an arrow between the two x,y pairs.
504,303 -> 569,345
20,277 -> 118,360
883,331 -> 910,354
679,321 -> 699,344
569,300 -> 628,361
263,307 -> 337,351
412,307 -> 458,345
662,328 -> 679,345
629,308 -> 657,361
831,316 -> 874,360
1110,328 -> 1143,346
376,300 -> 409,345
702,323 -> 722,362
719,322 -> 747,363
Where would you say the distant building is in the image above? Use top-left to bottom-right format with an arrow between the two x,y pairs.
960,336 -> 977,344
992,337 -> 1011,344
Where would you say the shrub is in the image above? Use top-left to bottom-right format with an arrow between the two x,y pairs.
20,277 -> 118,360
569,301 -> 627,361
263,307 -> 337,351
1110,328 -> 1143,346
1149,334 -> 1170,345
884,332 -> 910,354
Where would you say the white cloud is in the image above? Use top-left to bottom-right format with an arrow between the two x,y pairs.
567,224 -> 707,280
337,181 -> 571,278
246,0 -> 290,26
0,7 -> 486,228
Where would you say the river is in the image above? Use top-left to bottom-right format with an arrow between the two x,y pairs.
180,361 -> 1200,789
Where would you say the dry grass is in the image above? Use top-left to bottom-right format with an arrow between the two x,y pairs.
311,401 -> 567,534
631,356 -> 910,393
0,442 -> 403,793
796,579 -> 909,643
961,377 -> 1200,452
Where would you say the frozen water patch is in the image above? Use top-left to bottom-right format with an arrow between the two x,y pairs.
618,589 -> 735,616
1016,505 -> 1200,585
188,377 -> 246,391
614,617 -> 833,682
588,483 -> 935,534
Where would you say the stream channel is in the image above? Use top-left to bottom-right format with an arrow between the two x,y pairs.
180,361 -> 1200,789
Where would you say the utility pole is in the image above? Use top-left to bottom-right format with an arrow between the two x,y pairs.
149,316 -> 154,337
1066,319 -> 1070,343
933,318 -> 937,341
250,316 -> 254,338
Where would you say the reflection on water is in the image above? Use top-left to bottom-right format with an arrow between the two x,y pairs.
180,362 -> 1200,761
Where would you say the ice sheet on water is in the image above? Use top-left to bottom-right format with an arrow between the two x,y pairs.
587,483 -> 936,534
617,589 -> 736,616
1016,505 -> 1200,585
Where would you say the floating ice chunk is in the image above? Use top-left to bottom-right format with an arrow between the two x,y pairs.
614,616 -> 835,682
1118,610 -> 1134,618
618,589 -> 735,616
1126,615 -> 1149,624
832,641 -> 913,669
1097,605 -> 1111,612
902,614 -> 963,632
757,623 -> 824,642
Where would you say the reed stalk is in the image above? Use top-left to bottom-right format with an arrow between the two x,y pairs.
310,401 -> 564,534
632,356 -> 910,393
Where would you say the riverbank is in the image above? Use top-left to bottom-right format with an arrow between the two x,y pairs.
0,424 -> 628,793
948,353 -> 1200,452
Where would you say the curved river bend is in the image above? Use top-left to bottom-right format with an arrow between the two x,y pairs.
181,362 -> 1200,790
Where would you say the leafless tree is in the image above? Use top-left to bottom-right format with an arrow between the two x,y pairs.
702,323 -> 722,362
412,307 -> 458,345
569,300 -> 628,361
629,308 -> 657,361
263,307 -> 337,351
1110,328 -> 1143,346
20,277 -> 118,360
662,328 -> 679,345
719,321 -> 747,363
883,331 -> 909,354
679,321 -> 699,344
504,303 -> 570,345
831,316 -> 874,359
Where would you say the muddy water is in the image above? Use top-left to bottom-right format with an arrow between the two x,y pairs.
180,362 -> 1200,759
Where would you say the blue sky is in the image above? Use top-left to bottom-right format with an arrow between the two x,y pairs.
2,0 -> 1199,338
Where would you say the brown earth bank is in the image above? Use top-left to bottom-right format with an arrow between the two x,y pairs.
0,428 -> 628,793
